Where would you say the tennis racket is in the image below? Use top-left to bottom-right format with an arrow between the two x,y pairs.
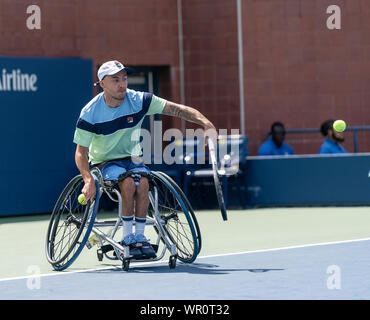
208,137 -> 228,221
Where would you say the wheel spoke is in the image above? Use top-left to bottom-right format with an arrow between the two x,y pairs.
46,175 -> 96,269
149,173 -> 199,263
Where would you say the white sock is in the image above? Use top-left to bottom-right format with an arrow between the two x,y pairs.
121,215 -> 134,240
135,216 -> 146,237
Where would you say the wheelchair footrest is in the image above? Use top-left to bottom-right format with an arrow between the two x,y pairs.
98,244 -> 159,259
100,244 -> 114,253
103,243 -> 159,253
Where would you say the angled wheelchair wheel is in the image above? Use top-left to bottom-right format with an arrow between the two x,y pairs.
45,175 -> 100,271
157,171 -> 202,255
149,171 -> 201,263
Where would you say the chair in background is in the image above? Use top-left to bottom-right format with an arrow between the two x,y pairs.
182,135 -> 249,209
147,137 -> 206,190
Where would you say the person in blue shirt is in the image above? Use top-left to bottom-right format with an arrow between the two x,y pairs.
258,122 -> 295,156
318,120 -> 348,154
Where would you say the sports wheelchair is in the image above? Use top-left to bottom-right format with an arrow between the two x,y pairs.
45,167 -> 201,271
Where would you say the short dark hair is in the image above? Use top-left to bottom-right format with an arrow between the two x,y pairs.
320,120 -> 334,136
270,121 -> 285,133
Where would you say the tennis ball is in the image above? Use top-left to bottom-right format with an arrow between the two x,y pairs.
78,194 -> 87,205
333,120 -> 346,132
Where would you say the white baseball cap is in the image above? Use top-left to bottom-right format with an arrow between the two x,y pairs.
97,60 -> 134,81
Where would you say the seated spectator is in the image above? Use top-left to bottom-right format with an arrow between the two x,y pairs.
257,122 -> 295,156
318,120 -> 348,154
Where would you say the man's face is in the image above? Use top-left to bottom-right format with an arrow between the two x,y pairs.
271,126 -> 286,147
100,70 -> 128,101
329,128 -> 345,142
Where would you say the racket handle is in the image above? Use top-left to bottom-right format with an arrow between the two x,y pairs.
208,137 -> 216,151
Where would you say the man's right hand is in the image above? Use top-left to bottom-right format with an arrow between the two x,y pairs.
75,144 -> 96,203
81,178 -> 96,203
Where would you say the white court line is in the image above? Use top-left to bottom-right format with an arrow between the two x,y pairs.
197,236 -> 370,259
1,237 -> 370,283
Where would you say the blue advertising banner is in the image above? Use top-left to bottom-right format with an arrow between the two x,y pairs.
0,56 -> 93,216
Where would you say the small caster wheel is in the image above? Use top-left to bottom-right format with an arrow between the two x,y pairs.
169,255 -> 177,269
122,259 -> 130,271
97,249 -> 103,262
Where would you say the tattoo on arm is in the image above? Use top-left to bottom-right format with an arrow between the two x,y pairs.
163,102 -> 206,126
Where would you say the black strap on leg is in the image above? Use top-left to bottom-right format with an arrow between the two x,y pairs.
117,171 -> 154,191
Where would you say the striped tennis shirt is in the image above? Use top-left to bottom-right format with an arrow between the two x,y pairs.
73,89 -> 167,165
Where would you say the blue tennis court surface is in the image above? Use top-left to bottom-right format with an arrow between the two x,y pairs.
1,238 -> 370,300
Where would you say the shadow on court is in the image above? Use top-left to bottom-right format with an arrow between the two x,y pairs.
89,262 -> 284,275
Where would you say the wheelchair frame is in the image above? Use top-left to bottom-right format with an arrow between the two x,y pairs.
45,167 -> 201,272
87,167 -> 178,271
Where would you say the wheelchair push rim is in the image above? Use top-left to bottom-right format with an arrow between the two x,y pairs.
45,175 -> 99,271
149,171 -> 200,263
154,171 -> 202,254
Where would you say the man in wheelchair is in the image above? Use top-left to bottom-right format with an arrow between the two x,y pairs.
73,60 -> 215,260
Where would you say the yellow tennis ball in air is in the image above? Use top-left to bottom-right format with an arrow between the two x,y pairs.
333,120 -> 346,132
78,194 -> 87,205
